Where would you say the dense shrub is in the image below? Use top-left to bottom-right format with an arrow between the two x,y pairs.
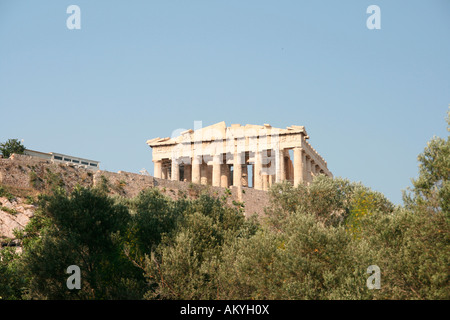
15,187 -> 145,299
143,193 -> 259,299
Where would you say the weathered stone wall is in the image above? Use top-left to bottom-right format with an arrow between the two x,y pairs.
0,154 -> 94,192
0,154 -> 269,215
0,154 -> 155,198
153,178 -> 269,217
0,154 -> 271,242
92,170 -> 155,198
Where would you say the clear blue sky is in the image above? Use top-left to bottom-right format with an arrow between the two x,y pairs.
1,0 -> 449,204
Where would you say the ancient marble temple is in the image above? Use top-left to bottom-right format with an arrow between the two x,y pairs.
147,122 -> 332,191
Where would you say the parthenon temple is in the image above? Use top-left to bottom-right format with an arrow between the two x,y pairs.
147,122 -> 332,191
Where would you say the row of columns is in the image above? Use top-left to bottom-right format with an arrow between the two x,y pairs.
153,147 -> 325,190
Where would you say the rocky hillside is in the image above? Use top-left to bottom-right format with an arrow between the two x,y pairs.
0,154 -> 269,245
0,195 -> 35,246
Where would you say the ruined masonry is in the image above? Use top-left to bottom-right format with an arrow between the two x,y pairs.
147,122 -> 332,191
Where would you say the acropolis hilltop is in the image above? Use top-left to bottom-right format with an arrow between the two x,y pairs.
147,122 -> 332,191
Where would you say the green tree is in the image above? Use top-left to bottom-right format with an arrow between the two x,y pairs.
265,176 -> 393,232
346,186 -> 395,239
224,216 -> 373,300
122,188 -> 185,274
0,138 -> 25,158
0,247 -> 25,300
362,109 -> 450,299
17,187 -> 145,299
403,110 -> 450,216
143,193 -> 259,300
357,208 -> 449,299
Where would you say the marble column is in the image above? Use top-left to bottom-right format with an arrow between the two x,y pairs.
254,151 -> 263,190
162,165 -> 168,180
306,156 -> 312,183
262,174 -> 269,191
233,152 -> 242,187
212,154 -> 221,187
171,159 -> 179,181
275,148 -> 286,183
200,162 -> 208,185
220,164 -> 229,187
293,147 -> 304,186
192,156 -> 201,184
154,160 -> 162,179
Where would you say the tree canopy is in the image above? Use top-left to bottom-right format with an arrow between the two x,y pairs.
0,138 -> 25,158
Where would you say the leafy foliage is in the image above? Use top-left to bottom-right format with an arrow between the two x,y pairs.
0,139 -> 25,158
143,193 -> 259,299
0,247 -> 24,300
403,111 -> 450,217
16,187 -> 145,299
